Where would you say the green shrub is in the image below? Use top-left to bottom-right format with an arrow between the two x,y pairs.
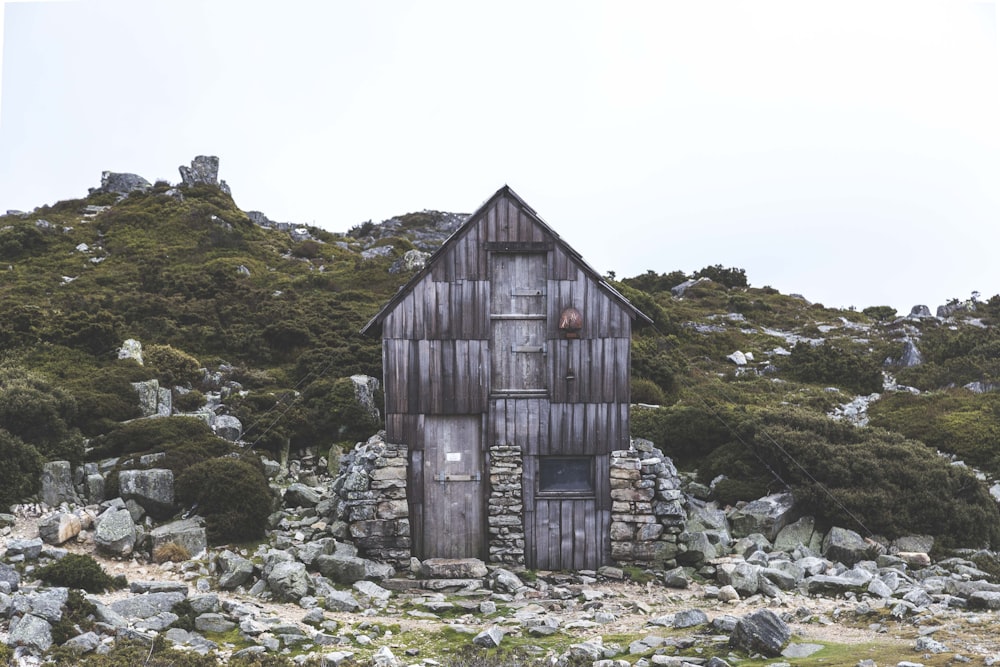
0,371 -> 85,464
35,553 -> 123,593
697,407 -> 1000,548
174,389 -> 206,412
89,416 -> 220,459
631,378 -> 667,405
145,344 -> 203,387
693,264 -> 749,289
50,589 -> 98,644
0,430 -> 44,507
48,636 -> 220,667
175,456 -> 273,544
781,340 -> 882,395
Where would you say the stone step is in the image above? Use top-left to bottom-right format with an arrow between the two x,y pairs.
380,578 -> 486,593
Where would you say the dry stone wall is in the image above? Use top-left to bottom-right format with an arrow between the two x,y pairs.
333,434 -> 689,570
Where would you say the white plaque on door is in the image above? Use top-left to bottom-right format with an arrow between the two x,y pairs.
446,452 -> 462,462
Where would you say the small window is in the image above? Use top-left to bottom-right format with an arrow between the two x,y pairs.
538,457 -> 594,495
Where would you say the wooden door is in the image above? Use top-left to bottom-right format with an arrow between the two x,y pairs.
491,253 -> 547,394
420,416 -> 485,558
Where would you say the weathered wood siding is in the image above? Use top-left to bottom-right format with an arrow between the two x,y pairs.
375,191 -> 638,567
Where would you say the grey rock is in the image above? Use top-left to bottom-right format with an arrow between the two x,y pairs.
179,156 -> 221,188
717,561 -> 760,596
9,613 -> 54,652
774,515 -> 819,552
99,171 -> 151,195
213,415 -> 243,441
729,609 -> 790,657
132,379 -> 171,417
150,517 -> 207,557
316,554 -> 367,584
110,592 -> 186,619
728,493 -> 795,541
217,550 -> 255,590
421,558 -> 488,579
908,305 -> 933,319
671,277 -> 713,297
0,563 -> 19,592
672,608 -> 708,628
967,591 -> 1000,610
266,561 -> 310,601
40,460 -> 79,507
782,642 -> 824,658
350,374 -> 381,425
195,612 -> 236,633
487,568 -> 524,593
118,338 -> 144,364
914,636 -> 948,653
62,630 -> 101,653
896,339 -> 923,367
5,537 -> 44,559
95,507 -> 136,556
822,526 -> 875,566
323,589 -> 362,612
663,567 -> 690,589
30,587 -> 69,622
285,483 -> 322,507
353,580 -> 392,607
473,625 -> 504,648
118,468 -> 175,518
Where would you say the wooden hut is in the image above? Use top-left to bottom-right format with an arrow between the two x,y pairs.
362,186 -> 651,569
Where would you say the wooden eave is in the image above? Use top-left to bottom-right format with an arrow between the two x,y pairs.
361,185 -> 652,337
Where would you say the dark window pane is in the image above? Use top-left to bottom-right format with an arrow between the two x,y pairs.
539,457 -> 593,493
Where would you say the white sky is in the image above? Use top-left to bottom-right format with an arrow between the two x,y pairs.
1,1 -> 998,314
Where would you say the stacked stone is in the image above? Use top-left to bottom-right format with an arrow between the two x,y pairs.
331,435 -> 410,566
609,439 -> 688,567
487,444 -> 524,565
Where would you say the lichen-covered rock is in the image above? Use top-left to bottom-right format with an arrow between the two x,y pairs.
95,507 -> 136,556
150,517 -> 207,557
40,460 -> 79,507
266,561 -> 310,601
119,468 -> 175,518
9,613 -> 54,652
728,493 -> 795,541
217,549 -> 255,590
99,172 -> 151,195
729,609 -> 790,657
822,526 -> 876,566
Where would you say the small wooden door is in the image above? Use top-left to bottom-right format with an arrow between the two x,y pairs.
491,253 -> 547,394
420,416 -> 485,558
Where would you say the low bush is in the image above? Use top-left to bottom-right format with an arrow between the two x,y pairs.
89,416 -> 221,459
34,553 -> 123,593
0,430 -> 44,507
697,407 -> 1000,549
173,389 -> 206,412
145,343 -> 203,387
175,456 -> 273,544
781,340 -> 882,395
50,589 -> 97,644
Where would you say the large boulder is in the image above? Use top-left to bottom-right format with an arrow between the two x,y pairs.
420,558 -> 488,579
110,591 -> 186,619
216,550 -> 255,590
179,155 -> 220,187
131,380 -> 171,417
773,515 -> 821,553
285,483 -> 322,508
8,613 -> 54,652
266,561 -> 310,601
0,562 -> 21,591
350,375 -> 381,424
118,338 -> 144,364
729,609 -> 790,657
150,517 -> 207,557
118,468 -> 175,518
317,554 -> 367,584
213,415 -> 242,441
40,460 -> 79,507
98,172 -> 151,196
716,561 -> 760,596
95,507 -> 137,556
37,511 -> 82,545
728,493 -> 796,541
822,526 -> 876,566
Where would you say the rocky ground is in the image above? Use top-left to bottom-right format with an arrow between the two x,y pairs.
5,502 -> 1000,667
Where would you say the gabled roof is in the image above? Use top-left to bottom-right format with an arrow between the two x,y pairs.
361,185 -> 652,336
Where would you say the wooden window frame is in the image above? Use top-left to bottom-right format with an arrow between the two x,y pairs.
537,456 -> 595,497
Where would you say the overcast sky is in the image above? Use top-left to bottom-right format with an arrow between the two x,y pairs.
1,1 -> 998,314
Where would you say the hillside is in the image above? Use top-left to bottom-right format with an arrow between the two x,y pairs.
3,158 -> 1000,549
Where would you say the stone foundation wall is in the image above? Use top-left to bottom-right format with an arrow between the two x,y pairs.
330,434 -> 410,566
487,444 -> 525,566
609,439 -> 688,568
333,434 -> 689,571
